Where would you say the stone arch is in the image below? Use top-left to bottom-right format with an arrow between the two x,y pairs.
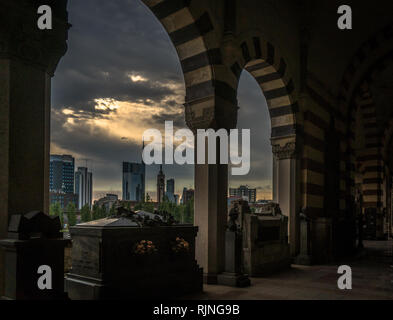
345,48 -> 393,208
351,83 -> 384,211
338,23 -> 393,118
141,0 -> 238,131
341,30 -> 393,220
140,1 -> 240,280
225,34 -> 300,255
383,118 -> 393,167
229,35 -> 298,143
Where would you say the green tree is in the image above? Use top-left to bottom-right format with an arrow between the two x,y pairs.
50,202 -> 64,229
80,204 -> 91,222
91,204 -> 99,220
102,204 -> 109,217
134,202 -> 142,211
184,197 -> 194,224
140,193 -> 154,213
92,203 -> 107,220
109,202 -> 116,216
66,202 -> 77,227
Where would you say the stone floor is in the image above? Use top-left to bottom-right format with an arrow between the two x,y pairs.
188,240 -> 393,300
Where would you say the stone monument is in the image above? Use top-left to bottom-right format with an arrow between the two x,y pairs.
0,211 -> 69,300
217,203 -> 251,287
65,208 -> 203,299
242,202 -> 291,276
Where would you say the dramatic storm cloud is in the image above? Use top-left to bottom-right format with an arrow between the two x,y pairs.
51,0 -> 272,201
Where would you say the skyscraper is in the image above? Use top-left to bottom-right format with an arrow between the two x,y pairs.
157,165 -> 165,203
75,167 -> 93,209
122,162 -> 145,201
49,155 -> 78,209
166,178 -> 175,203
49,155 -> 75,193
181,188 -> 194,205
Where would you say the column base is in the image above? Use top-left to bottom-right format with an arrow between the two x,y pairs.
203,273 -> 218,284
217,272 -> 251,288
294,254 -> 312,266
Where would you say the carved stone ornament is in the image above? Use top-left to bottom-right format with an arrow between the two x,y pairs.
272,141 -> 297,160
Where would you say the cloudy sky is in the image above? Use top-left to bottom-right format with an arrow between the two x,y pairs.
51,0 -> 273,201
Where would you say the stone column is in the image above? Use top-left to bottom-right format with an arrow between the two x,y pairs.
0,0 -> 69,296
272,139 -> 300,256
194,161 -> 228,283
186,95 -> 238,284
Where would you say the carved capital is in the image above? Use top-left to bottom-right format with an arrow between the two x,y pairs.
0,0 -> 69,76
185,96 -> 238,131
272,141 -> 297,160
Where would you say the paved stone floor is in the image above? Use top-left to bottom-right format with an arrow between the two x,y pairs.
189,240 -> 393,300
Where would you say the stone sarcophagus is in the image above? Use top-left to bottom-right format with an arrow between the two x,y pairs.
0,211 -> 68,300
241,203 -> 291,276
65,213 -> 203,300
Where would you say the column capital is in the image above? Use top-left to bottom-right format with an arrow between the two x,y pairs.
272,138 -> 297,160
185,96 -> 238,132
0,0 -> 69,76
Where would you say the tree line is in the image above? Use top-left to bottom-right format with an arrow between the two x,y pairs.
49,194 -> 194,230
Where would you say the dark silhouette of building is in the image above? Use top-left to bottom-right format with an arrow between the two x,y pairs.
166,178 -> 175,203
229,186 -> 257,203
157,165 -> 165,203
182,188 -> 194,205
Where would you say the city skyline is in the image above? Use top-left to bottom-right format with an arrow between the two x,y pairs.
50,0 -> 274,202
50,152 -> 270,203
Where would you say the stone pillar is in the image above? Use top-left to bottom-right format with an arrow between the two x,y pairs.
186,94 -> 238,284
295,211 -> 312,265
272,139 -> 300,256
194,161 -> 228,283
0,0 -> 69,296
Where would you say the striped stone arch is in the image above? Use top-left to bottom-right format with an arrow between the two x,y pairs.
228,35 -> 298,143
350,83 -> 384,210
382,118 -> 393,166
142,0 -> 238,130
338,23 -> 393,118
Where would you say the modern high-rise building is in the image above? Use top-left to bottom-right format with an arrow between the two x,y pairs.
157,165 -> 165,203
49,155 -> 75,194
75,167 -> 93,209
49,155 -> 78,209
181,188 -> 194,205
229,185 -> 257,203
166,178 -> 175,203
122,162 -> 145,202
174,194 -> 179,205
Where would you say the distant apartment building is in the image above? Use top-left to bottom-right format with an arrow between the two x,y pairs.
49,155 -> 78,209
50,155 -> 75,193
50,192 -> 78,210
229,185 -> 257,203
94,194 -> 118,212
75,167 -> 93,209
122,162 -> 145,202
181,188 -> 194,205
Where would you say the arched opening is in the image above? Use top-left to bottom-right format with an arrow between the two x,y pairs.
230,50 -> 300,256
51,0 -> 193,223
229,69 -> 272,205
